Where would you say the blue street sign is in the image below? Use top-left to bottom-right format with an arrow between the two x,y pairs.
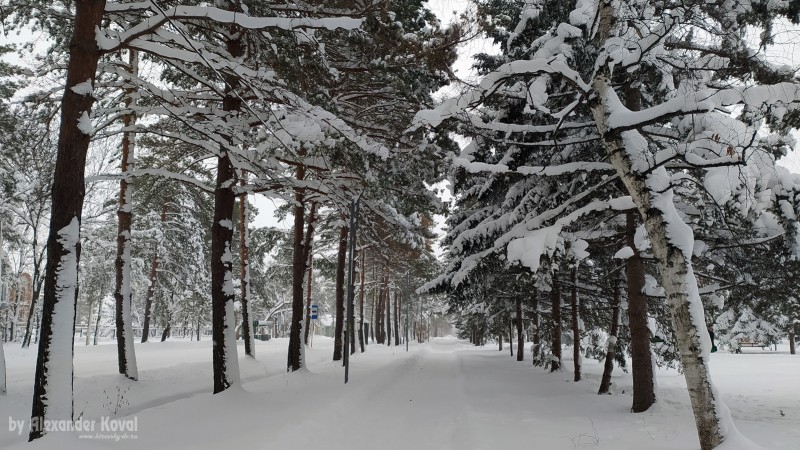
311,304 -> 318,320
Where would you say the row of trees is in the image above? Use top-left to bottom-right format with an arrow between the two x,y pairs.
0,0 -> 458,441
420,0 -> 800,449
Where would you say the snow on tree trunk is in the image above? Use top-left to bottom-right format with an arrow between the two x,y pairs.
626,211 -> 656,412
211,152 -> 240,392
30,0 -> 106,439
303,202 -> 317,346
115,49 -> 139,380
531,294 -> 542,366
333,225 -> 347,361
592,74 -> 730,450
211,18 -> 243,391
598,276 -> 620,394
238,172 -> 254,358
287,164 -> 306,371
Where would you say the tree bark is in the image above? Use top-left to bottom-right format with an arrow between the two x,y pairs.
303,203 -> 317,345
532,294 -> 542,366
115,49 -> 139,379
211,19 -> 243,392
591,56 -> 726,446
625,211 -> 657,411
508,319 -> 513,357
93,296 -> 102,346
29,0 -> 106,440
21,235 -> 44,348
385,280 -> 392,347
141,199 -> 167,343
571,267 -> 580,381
287,164 -> 306,372
239,171 -> 254,357
789,328 -> 796,355
598,276 -> 621,394
550,278 -> 562,372
394,290 -> 400,346
516,296 -> 524,361
333,226 -> 348,361
358,251 -> 366,352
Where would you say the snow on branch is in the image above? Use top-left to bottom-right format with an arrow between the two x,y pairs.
98,5 -> 363,52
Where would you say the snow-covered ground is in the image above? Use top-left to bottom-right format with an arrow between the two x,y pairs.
1,337 -> 798,449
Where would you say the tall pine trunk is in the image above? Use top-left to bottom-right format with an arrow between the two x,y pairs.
393,291 -> 400,346
333,226 -> 348,361
598,276 -> 621,394
21,236 -> 43,348
287,165 -> 306,371
29,0 -> 106,440
115,49 -> 138,379
532,294 -> 542,366
210,18 -> 243,392
550,278 -> 562,372
625,211 -> 656,411
358,251 -> 366,352
303,203 -> 317,345
239,171 -> 254,357
571,268 -> 580,381
141,199 -> 167,343
516,296 -> 523,361
385,282 -> 392,346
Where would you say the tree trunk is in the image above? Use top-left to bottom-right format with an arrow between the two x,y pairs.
29,0 -> 106,440
21,241 -> 43,348
358,251 -> 366,352
592,60 -> 726,447
532,294 -> 542,366
115,49 -> 139,379
333,226 -> 348,361
516,296 -> 524,361
303,203 -> 317,345
508,319 -> 513,357
239,171 -> 254,357
287,164 -> 306,372
385,281 -> 392,347
142,199 -> 168,343
624,211 -> 657,411
85,297 -> 93,346
599,276 -> 621,394
210,19 -> 243,392
571,267 -> 580,381
93,296 -> 102,346
370,264 -> 376,344
394,291 -> 400,346
550,279 -> 562,372
498,333 -> 503,351
789,328 -> 796,355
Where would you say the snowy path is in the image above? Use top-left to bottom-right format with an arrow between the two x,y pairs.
2,337 -> 799,449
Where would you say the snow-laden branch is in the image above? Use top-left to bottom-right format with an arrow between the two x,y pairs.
99,5 -> 364,52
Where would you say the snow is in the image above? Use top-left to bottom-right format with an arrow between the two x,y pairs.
77,111 -> 92,135
613,246 -> 634,259
507,225 -> 563,272
2,337 -> 798,449
70,79 -> 94,96
48,217 -> 81,421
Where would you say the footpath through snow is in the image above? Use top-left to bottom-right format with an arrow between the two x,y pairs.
1,337 -> 798,449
